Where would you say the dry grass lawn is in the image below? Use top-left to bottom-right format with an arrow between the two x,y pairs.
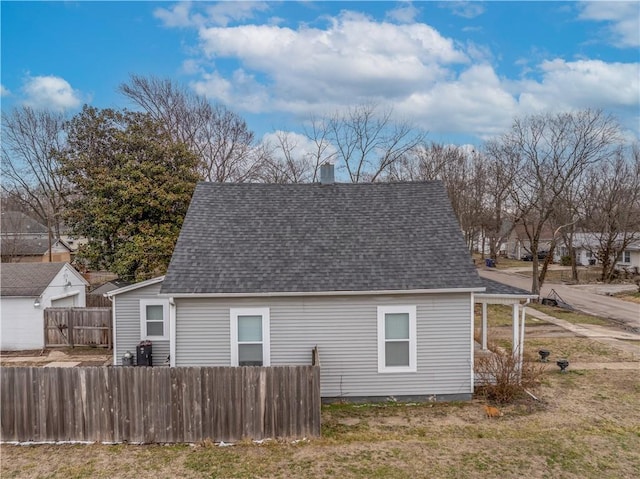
3,308 -> 639,478
2,367 -> 639,479
614,291 -> 640,304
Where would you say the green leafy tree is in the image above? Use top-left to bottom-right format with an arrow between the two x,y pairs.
58,106 -> 200,281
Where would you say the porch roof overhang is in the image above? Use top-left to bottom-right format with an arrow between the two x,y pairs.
475,293 -> 538,305
475,278 -> 537,305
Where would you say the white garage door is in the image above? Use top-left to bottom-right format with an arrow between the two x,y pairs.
51,295 -> 76,308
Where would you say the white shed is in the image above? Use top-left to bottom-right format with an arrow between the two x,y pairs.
0,262 -> 88,350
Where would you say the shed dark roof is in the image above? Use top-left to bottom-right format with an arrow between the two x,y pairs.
0,238 -> 66,256
90,279 -> 132,296
162,181 -> 483,295
0,262 -> 67,297
1,211 -> 48,235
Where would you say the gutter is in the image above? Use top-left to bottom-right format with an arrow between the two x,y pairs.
159,287 -> 487,299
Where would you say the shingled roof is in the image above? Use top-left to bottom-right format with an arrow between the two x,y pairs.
161,181 -> 484,295
0,238 -> 71,256
0,211 -> 47,235
0,262 -> 68,297
480,278 -> 534,296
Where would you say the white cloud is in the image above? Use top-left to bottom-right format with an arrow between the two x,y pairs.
204,1 -> 270,27
396,64 -> 518,138
161,5 -> 639,141
22,75 -> 82,111
578,1 -> 640,48
196,11 -> 467,109
386,2 -> 420,24
154,2 -> 196,28
517,59 -> 639,113
440,2 -> 485,19
191,69 -> 269,113
0,84 -> 10,97
155,1 -> 270,28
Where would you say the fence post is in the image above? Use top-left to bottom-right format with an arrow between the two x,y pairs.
68,310 -> 74,348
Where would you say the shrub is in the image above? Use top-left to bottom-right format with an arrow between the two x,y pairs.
475,349 -> 546,404
560,255 -> 572,266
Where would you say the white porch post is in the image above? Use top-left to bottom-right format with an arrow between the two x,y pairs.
481,302 -> 488,350
519,303 -> 526,366
512,303 -> 520,357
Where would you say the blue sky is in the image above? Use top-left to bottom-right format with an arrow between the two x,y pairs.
2,1 -> 639,145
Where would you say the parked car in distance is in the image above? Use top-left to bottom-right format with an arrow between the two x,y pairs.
521,251 -> 549,261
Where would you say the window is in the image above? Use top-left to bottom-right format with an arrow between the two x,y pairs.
622,251 -> 631,263
377,305 -> 417,373
230,308 -> 270,366
140,299 -> 169,340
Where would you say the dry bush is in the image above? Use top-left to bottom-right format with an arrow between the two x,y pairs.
475,349 -> 546,404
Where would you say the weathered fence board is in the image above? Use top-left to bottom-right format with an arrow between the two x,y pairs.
44,308 -> 112,349
0,366 -> 321,444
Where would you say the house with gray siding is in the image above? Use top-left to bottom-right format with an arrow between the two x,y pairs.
109,167 -> 534,401
107,276 -> 170,366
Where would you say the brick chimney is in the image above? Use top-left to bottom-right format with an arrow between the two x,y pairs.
320,163 -> 334,184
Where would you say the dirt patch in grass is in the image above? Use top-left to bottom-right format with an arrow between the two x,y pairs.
0,348 -> 111,368
529,304 -> 615,327
613,291 -> 640,304
3,369 -> 639,479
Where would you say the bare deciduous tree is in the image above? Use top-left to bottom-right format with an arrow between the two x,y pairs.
119,75 -> 258,182
581,144 -> 640,281
390,143 -> 486,251
481,140 -> 519,260
1,106 -> 68,237
310,103 -> 426,183
500,109 -> 621,294
256,131 -> 325,183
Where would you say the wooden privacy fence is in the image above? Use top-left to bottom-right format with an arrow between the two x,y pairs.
0,366 -> 321,444
44,308 -> 112,349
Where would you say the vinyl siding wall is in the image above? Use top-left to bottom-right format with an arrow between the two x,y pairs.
113,282 -> 170,366
175,293 -> 472,398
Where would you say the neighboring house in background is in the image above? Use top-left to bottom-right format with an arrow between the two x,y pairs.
0,237 -> 74,263
109,166 -> 534,401
0,211 -> 82,263
504,224 -> 555,260
616,241 -> 640,272
554,233 -> 640,270
0,262 -> 88,350
555,233 -> 601,266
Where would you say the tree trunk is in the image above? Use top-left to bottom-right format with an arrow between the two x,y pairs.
570,246 -> 578,282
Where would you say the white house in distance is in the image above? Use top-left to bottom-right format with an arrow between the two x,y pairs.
0,262 -> 88,350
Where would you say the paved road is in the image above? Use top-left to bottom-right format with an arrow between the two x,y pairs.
479,268 -> 640,332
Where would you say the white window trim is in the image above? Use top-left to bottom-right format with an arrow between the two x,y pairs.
377,305 -> 417,373
140,299 -> 170,340
230,307 -> 270,367
622,251 -> 631,263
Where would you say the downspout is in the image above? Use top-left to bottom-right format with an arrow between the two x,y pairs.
470,292 -> 475,393
106,294 -> 117,365
169,297 -> 176,367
